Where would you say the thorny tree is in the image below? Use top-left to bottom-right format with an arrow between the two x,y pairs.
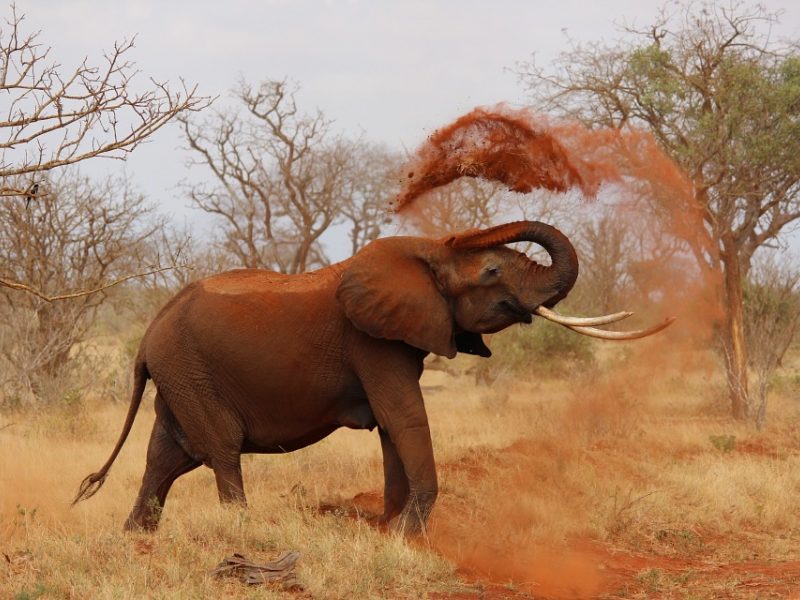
405,178 -> 506,236
181,78 -> 398,273
743,254 -> 800,428
0,173 -> 165,401
0,6 -> 208,300
518,2 -> 800,419
0,6 -> 207,197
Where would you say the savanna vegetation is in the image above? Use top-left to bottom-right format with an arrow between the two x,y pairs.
3,2 -> 800,599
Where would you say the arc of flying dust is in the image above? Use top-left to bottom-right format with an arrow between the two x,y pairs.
392,106 -> 675,341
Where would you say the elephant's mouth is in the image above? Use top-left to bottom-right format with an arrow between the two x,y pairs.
499,299 -> 533,324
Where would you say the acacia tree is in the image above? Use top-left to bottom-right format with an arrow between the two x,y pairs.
181,78 -> 398,272
518,2 -> 800,419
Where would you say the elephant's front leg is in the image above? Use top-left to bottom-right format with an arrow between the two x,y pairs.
378,427 -> 409,523
356,344 -> 438,535
389,420 -> 438,534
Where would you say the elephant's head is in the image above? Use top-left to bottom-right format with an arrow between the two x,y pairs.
336,220 -> 672,358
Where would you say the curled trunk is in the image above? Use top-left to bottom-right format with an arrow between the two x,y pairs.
446,220 -> 579,306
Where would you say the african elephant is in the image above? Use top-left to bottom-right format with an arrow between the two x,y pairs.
74,220 -> 665,534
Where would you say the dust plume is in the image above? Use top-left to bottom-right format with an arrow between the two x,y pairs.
394,105 -> 724,594
393,106 -> 603,213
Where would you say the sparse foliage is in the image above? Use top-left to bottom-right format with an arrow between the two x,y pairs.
472,321 -> 595,385
743,254 -> 800,427
518,1 -> 800,419
0,173 -> 167,402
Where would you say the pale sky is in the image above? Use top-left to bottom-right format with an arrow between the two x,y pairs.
10,1 -> 800,252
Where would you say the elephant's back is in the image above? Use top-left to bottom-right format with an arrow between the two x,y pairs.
143,267 -> 339,345
142,266 -> 346,382
199,268 -> 337,295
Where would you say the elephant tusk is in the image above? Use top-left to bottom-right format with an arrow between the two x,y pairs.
561,317 -> 676,340
534,305 -> 634,327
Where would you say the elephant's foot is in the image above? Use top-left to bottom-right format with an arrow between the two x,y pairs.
380,491 -> 408,525
389,490 -> 437,536
123,493 -> 166,532
389,511 -> 427,536
124,510 -> 159,532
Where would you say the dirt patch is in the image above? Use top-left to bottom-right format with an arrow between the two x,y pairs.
735,438 -> 787,460
318,445 -> 800,599
317,491 -> 384,521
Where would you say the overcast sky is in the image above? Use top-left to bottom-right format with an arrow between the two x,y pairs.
10,1 -> 800,251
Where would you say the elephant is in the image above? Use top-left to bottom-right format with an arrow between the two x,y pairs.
74,220 -> 669,534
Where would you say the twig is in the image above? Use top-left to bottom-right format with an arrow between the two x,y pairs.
0,265 -> 190,302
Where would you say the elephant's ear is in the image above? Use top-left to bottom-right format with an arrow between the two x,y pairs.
336,240 -> 457,358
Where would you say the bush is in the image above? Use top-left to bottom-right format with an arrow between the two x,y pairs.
472,321 -> 595,384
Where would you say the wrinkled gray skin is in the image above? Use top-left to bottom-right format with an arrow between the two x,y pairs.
74,221 -> 578,535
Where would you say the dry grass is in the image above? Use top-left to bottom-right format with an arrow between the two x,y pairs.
3,342 -> 800,599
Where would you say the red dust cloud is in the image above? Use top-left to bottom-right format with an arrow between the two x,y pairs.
389,105 -> 726,597
393,105 -> 706,242
393,107 -> 598,211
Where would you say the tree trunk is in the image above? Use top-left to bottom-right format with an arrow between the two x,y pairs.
36,304 -> 73,379
720,237 -> 749,419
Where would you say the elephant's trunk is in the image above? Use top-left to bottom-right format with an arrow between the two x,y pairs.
445,220 -> 579,308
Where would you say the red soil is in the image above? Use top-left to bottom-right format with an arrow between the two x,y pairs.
318,447 -> 800,599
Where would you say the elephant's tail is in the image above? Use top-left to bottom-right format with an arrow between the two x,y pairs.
72,358 -> 149,505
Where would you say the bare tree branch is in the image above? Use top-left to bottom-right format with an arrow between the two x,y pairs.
0,5 -> 211,197
0,264 -> 186,303
0,172 -> 179,401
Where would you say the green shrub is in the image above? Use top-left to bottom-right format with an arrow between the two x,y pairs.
709,434 -> 736,453
473,321 -> 595,383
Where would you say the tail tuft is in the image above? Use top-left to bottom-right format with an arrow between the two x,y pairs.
71,358 -> 148,509
72,472 -> 108,505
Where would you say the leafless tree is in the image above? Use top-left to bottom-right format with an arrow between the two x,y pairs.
401,178 -> 505,236
0,5 -> 209,311
130,224 -> 237,320
571,215 -> 634,314
182,78 -> 397,273
0,172 -> 169,402
0,6 -> 209,199
744,253 -> 800,428
340,144 -> 400,256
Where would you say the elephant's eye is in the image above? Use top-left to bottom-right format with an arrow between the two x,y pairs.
483,266 -> 501,279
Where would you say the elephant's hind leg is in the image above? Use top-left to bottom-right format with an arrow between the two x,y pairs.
124,414 -> 201,532
211,452 -> 246,506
